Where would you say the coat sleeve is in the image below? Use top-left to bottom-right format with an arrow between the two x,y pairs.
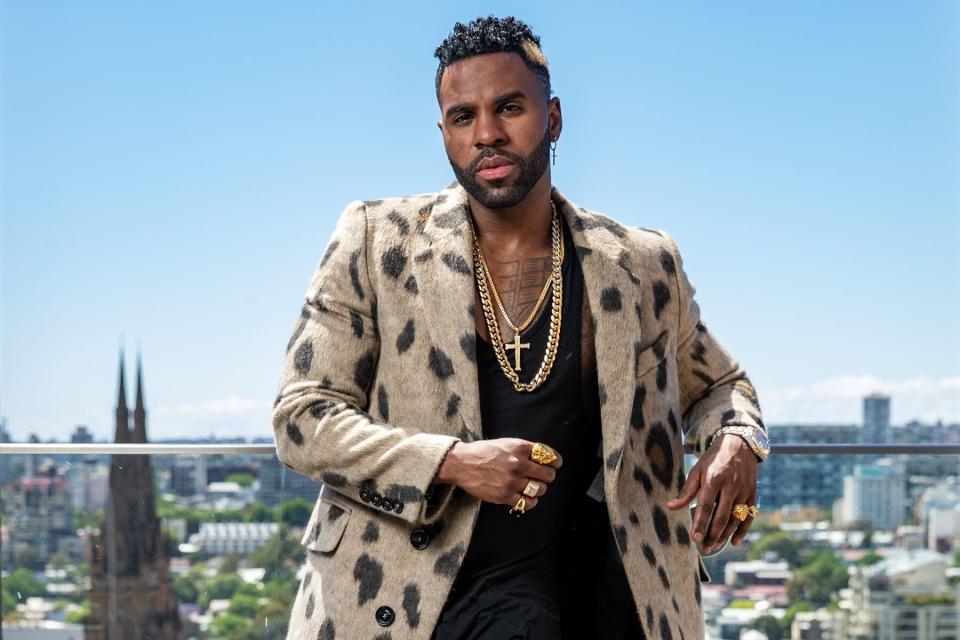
660,231 -> 766,457
272,200 -> 461,526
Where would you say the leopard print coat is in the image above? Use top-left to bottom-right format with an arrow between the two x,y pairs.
272,180 -> 765,640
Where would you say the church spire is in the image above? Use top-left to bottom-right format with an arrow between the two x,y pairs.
131,351 -> 147,443
115,347 -> 130,443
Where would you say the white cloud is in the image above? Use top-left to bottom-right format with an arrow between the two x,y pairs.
151,395 -> 272,440
758,374 -> 960,425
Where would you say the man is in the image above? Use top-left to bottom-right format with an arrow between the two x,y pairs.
273,15 -> 769,640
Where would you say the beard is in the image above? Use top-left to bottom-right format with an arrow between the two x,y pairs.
448,127 -> 551,210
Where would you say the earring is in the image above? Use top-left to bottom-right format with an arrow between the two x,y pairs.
550,138 -> 557,165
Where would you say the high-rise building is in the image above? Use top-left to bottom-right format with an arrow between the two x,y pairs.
257,456 -> 321,506
863,393 -> 891,444
841,463 -> 908,531
86,350 -> 182,640
756,424 -> 859,510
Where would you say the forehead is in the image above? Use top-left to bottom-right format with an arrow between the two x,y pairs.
438,51 -> 540,106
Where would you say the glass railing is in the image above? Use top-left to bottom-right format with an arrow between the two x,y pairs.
1,444 -> 958,640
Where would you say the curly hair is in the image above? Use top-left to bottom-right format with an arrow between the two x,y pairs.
433,15 -> 551,102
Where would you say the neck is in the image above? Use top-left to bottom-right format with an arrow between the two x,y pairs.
468,176 -> 554,258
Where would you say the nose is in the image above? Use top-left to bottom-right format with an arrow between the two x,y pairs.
473,109 -> 507,149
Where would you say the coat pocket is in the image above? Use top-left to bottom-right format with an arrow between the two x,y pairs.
635,329 -> 670,379
302,496 -> 352,554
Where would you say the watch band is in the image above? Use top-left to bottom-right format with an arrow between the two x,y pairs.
709,426 -> 768,462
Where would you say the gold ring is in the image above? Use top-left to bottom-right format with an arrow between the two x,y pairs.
530,442 -> 558,465
509,496 -> 526,517
522,479 -> 541,498
732,504 -> 759,522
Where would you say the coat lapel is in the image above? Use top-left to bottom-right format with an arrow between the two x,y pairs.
411,182 -> 644,484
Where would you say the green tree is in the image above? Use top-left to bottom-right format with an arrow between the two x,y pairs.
245,599 -> 291,640
227,472 -> 256,487
228,593 -> 261,618
172,575 -> 199,603
749,615 -> 784,640
248,526 -> 301,582
246,501 -> 274,523
277,499 -> 312,527
746,531 -> 803,567
210,612 -> 250,638
787,550 -> 849,608
5,569 -> 46,600
856,551 -> 883,567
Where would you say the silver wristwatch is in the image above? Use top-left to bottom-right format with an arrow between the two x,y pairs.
709,425 -> 770,462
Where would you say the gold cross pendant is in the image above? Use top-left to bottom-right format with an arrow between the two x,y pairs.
503,332 -> 531,371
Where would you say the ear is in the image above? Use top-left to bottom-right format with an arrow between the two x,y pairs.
548,97 -> 562,141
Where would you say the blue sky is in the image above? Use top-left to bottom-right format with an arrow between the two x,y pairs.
2,2 -> 957,441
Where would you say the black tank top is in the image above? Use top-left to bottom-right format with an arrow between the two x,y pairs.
457,213 -> 603,576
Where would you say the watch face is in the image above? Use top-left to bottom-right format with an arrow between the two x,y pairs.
753,429 -> 770,452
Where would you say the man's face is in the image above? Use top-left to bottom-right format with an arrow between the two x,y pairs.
437,51 -> 561,210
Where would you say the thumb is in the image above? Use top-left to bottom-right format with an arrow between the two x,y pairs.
666,468 -> 700,510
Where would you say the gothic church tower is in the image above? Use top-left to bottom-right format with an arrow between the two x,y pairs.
86,349 -> 182,640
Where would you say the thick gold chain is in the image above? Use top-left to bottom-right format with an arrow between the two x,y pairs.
472,202 -> 563,393
476,218 -> 563,335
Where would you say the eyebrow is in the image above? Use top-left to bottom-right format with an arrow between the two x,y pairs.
445,90 -> 528,119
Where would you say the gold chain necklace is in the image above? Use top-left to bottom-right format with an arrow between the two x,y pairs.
472,201 -> 563,393
477,218 -> 564,336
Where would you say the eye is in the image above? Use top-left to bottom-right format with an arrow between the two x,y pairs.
453,113 -> 473,124
500,103 -> 522,113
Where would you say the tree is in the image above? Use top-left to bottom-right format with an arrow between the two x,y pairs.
787,550 -> 849,608
227,472 -> 256,488
228,592 -> 261,618
5,569 -> 45,600
248,527 -> 301,582
746,531 -> 803,567
172,575 -> 199,604
749,615 -> 784,640
277,499 -> 312,527
246,502 -> 274,523
209,612 -> 250,638
856,551 -> 883,567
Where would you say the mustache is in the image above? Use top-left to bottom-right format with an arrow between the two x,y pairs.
469,149 -> 523,173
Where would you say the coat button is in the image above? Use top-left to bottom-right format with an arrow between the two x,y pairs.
381,497 -> 394,511
394,500 -> 404,514
371,494 -> 382,507
410,528 -> 430,550
375,605 -> 395,626
359,489 -> 371,503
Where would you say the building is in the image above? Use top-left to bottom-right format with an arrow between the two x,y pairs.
85,350 -> 182,640
192,522 -> 279,556
169,455 -> 207,496
723,558 -> 793,588
839,549 -> 960,639
757,424 -> 859,510
841,463 -> 908,531
257,456 -> 321,506
7,460 -> 74,565
863,393 -> 891,445
70,425 -> 94,443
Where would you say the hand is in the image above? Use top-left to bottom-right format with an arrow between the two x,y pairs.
436,439 -> 563,511
665,434 -> 759,555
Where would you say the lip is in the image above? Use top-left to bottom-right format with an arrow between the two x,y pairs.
477,164 -> 515,180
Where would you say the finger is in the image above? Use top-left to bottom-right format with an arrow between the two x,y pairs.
705,487 -> 735,551
523,459 -> 558,484
666,466 -> 701,510
714,492 -> 749,553
690,482 -> 717,546
509,492 -> 537,512
523,440 -> 563,470
731,490 -> 757,547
